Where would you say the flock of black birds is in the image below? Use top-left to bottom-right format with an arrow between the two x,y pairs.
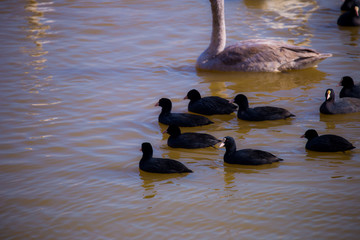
140,76 -> 360,174
139,0 -> 360,173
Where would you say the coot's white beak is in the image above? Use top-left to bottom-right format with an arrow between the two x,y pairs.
326,90 -> 331,100
219,139 -> 226,148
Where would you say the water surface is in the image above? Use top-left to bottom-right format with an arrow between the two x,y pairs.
0,0 -> 360,239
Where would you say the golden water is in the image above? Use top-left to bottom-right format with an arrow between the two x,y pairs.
1,0 -> 360,239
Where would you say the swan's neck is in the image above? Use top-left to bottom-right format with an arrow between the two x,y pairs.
208,0 -> 226,55
196,0 -> 227,69
200,0 -> 226,60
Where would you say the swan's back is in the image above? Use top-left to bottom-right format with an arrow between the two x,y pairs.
197,39 -> 332,72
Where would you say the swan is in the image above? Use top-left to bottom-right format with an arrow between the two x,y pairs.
196,0 -> 332,72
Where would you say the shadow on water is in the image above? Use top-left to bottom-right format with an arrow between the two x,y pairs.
337,26 -> 360,46
304,150 -> 354,161
196,68 -> 329,94
319,112 -> 360,130
222,162 -> 281,189
139,170 -> 190,199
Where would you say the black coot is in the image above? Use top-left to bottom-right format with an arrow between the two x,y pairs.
233,94 -> 295,121
301,129 -> 355,152
139,142 -> 193,173
184,89 -> 237,115
320,88 -> 360,114
156,98 -> 213,127
164,125 -> 220,149
339,76 -> 360,98
219,136 -> 283,165
337,2 -> 360,26
341,0 -> 360,11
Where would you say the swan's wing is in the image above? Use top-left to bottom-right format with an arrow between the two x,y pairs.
218,39 -> 331,71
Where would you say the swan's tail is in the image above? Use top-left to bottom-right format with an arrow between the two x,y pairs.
279,52 -> 332,71
318,53 -> 333,59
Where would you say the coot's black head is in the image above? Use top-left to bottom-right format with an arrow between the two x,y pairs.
340,76 -> 355,88
141,142 -> 153,159
233,94 -> 249,110
341,0 -> 351,10
301,129 -> 319,140
324,89 -> 335,102
156,98 -> 172,112
185,89 -> 202,101
164,125 -> 181,137
341,0 -> 360,10
219,136 -> 236,149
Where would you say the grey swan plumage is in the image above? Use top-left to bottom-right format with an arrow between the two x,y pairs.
319,89 -> 360,114
219,136 -> 283,165
139,142 -> 193,173
301,129 -> 355,152
196,0 -> 332,72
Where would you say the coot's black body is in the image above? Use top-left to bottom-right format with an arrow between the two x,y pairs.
337,3 -> 360,26
185,89 -> 237,115
233,94 -> 295,121
164,125 -> 220,149
139,142 -> 193,173
156,98 -> 213,127
339,76 -> 360,99
301,129 -> 355,152
320,89 -> 360,114
219,136 -> 283,165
